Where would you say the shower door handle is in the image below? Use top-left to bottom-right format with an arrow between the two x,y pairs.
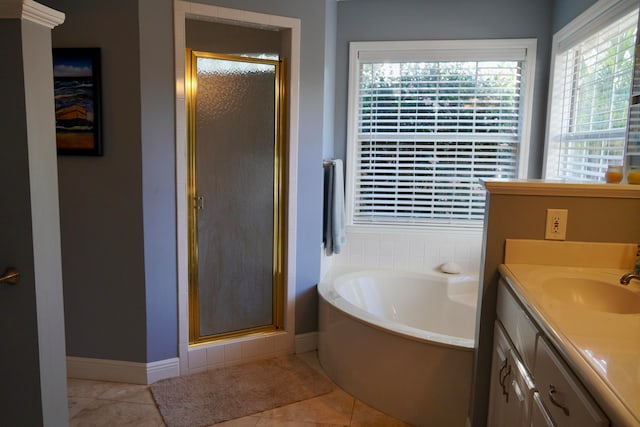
0,267 -> 20,285
194,195 -> 204,210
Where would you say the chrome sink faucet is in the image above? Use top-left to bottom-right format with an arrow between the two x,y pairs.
621,245 -> 640,285
620,273 -> 640,285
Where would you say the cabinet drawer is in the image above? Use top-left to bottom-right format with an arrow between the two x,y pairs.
534,337 -> 609,427
497,280 -> 538,372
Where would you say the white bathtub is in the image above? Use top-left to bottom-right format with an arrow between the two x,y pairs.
318,269 -> 477,426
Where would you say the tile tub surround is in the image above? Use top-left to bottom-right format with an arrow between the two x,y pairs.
67,352 -> 411,426
327,228 -> 483,276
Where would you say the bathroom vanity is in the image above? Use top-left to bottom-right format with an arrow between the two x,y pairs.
487,240 -> 640,426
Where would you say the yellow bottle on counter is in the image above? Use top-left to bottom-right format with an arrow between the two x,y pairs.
605,165 -> 623,183
627,166 -> 640,184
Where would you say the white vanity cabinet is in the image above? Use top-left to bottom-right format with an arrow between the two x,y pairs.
489,279 -> 610,427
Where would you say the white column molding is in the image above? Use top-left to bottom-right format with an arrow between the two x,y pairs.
0,0 -> 65,28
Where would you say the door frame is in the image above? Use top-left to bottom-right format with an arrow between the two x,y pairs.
174,1 -> 300,374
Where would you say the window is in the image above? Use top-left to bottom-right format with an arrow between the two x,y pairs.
544,0 -> 639,182
346,40 -> 536,228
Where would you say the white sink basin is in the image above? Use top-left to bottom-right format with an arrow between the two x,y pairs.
539,277 -> 640,314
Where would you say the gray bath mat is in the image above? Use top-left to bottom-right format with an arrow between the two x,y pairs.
150,354 -> 334,427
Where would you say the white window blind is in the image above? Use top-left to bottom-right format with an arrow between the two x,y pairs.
348,41 -> 535,227
545,5 -> 639,181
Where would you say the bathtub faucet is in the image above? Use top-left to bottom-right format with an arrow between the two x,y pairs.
620,273 -> 640,285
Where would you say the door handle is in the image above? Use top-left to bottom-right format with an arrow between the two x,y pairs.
0,267 -> 20,285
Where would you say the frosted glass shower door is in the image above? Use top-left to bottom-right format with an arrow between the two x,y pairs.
188,51 -> 285,342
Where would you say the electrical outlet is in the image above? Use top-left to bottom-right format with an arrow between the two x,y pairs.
545,209 -> 568,240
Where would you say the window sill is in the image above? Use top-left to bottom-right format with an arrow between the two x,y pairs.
346,223 -> 483,237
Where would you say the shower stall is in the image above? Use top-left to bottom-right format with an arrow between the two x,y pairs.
186,22 -> 287,344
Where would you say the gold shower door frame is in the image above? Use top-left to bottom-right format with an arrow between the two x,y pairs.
186,50 -> 287,345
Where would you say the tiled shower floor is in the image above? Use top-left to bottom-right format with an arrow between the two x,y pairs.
67,351 -> 412,426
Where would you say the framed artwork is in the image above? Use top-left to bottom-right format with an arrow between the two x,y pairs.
52,48 -> 103,156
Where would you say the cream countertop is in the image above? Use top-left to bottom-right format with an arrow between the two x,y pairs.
499,263 -> 640,427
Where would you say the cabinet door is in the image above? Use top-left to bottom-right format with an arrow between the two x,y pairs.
488,322 -> 535,427
488,322 -> 512,426
497,280 -> 539,372
534,337 -> 609,427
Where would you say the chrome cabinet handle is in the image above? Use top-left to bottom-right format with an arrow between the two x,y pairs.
548,384 -> 570,416
0,267 -> 20,285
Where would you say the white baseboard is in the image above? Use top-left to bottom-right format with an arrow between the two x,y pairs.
294,332 -> 318,354
146,358 -> 181,384
66,356 -> 180,385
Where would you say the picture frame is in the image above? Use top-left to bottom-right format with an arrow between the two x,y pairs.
52,48 -> 103,156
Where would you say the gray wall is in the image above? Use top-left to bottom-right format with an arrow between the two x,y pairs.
42,0 -> 150,362
334,0 -> 554,178
139,0 -> 178,362
44,0 -> 180,363
553,0 -> 598,32
323,1 -> 338,160
186,19 -> 282,54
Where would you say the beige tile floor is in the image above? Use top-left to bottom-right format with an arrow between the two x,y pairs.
68,351 -> 413,427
